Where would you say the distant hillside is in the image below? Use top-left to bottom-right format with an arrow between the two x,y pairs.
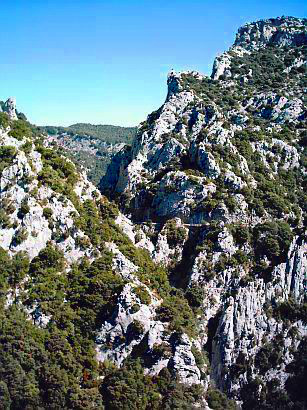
39,123 -> 137,186
40,123 -> 137,144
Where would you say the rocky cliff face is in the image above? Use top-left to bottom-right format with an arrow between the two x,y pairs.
0,110 -> 210,408
102,16 -> 307,408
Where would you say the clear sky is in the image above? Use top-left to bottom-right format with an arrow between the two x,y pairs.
1,0 -> 306,127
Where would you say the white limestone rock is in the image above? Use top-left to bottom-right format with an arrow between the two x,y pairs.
3,97 -> 18,120
212,54 -> 232,80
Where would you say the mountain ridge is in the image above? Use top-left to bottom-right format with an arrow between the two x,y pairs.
101,15 -> 307,407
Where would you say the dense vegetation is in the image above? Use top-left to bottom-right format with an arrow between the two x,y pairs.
240,336 -> 307,410
0,241 -> 208,408
229,43 -> 307,91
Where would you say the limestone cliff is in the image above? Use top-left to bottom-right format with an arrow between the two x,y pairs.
0,111 -> 208,408
102,16 -> 307,407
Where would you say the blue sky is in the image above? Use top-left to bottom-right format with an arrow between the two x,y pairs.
1,0 -> 306,126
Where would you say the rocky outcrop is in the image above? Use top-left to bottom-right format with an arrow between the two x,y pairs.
2,97 -> 18,120
96,242 -> 203,386
234,17 -> 307,51
208,236 -> 306,394
212,16 -> 307,80
0,130 -> 98,262
103,16 -> 305,226
0,116 -> 204,391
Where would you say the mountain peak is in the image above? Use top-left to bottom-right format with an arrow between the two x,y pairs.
166,70 -> 208,101
234,16 -> 307,51
212,16 -> 306,80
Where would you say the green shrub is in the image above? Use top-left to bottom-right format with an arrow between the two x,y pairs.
8,120 -> 32,141
99,196 -> 119,219
165,219 -> 187,248
133,286 -> 151,305
66,252 -> 124,334
224,196 -> 237,212
273,298 -> 307,324
37,144 -> 79,196
230,224 -> 251,245
13,228 -> 28,246
206,388 -> 237,409
30,243 -> 65,273
21,140 -> 33,154
18,198 -> 30,219
100,360 -> 204,409
0,209 -> 11,229
253,221 -> 293,263
43,207 -> 53,219
0,146 -> 17,175
127,320 -> 144,341
232,250 -> 249,265
156,292 -> 198,338
185,285 -> 204,308
0,112 -> 10,128
130,304 -> 140,314
254,337 -> 283,375
191,346 -> 206,369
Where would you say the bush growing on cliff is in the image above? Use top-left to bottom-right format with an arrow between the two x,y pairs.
156,291 -> 198,337
273,298 -> 307,324
165,219 -> 187,248
230,224 -> 251,245
18,198 -> 30,219
12,228 -> 28,246
0,146 -> 17,176
0,210 -> 11,229
206,388 -> 237,410
0,112 -> 9,128
100,360 -> 205,409
37,144 -> 79,197
253,221 -> 293,263
185,285 -> 205,309
8,120 -> 33,141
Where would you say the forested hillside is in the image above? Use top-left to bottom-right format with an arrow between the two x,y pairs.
40,123 -> 136,144
39,124 -> 137,186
